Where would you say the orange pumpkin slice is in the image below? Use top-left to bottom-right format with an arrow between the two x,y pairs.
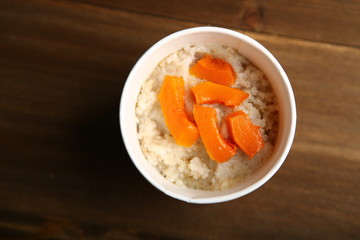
225,111 -> 264,158
191,81 -> 249,107
158,75 -> 199,147
193,104 -> 237,163
189,54 -> 236,86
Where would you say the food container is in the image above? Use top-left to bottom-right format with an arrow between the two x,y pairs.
119,26 -> 296,204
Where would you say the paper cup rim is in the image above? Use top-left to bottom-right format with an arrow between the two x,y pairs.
120,26 -> 296,204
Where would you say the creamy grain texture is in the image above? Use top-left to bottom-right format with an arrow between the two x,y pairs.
136,44 -> 278,190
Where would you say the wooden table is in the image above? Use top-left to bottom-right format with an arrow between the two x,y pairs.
1,0 -> 359,239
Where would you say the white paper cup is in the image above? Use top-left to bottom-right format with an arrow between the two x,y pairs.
120,27 -> 296,204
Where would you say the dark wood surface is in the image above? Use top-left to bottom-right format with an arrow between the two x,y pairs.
1,0 -> 360,239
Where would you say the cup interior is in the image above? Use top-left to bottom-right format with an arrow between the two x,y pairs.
120,27 -> 296,204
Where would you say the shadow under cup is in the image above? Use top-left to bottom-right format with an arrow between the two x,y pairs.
120,27 -> 296,204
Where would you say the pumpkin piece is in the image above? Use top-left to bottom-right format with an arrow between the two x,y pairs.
191,81 -> 249,107
193,104 -> 237,163
158,75 -> 199,147
189,54 -> 236,86
225,111 -> 264,158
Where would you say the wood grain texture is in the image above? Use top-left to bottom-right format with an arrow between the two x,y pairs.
78,0 -> 360,47
1,0 -> 360,239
